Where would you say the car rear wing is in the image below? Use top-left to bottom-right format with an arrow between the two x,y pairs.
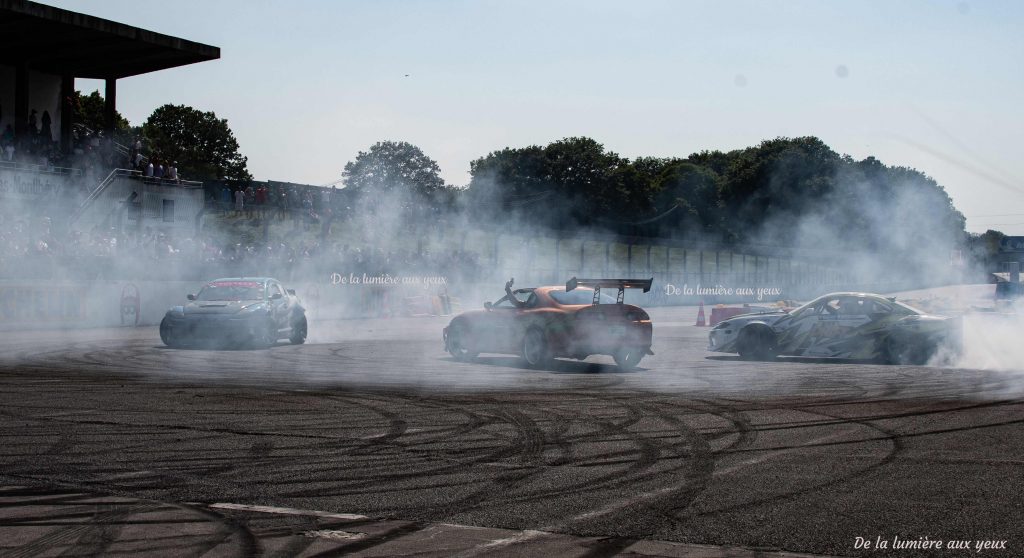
566,277 -> 654,305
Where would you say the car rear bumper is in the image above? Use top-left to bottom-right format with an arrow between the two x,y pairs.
563,322 -> 652,356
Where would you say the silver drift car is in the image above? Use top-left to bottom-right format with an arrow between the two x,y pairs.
707,292 -> 961,364
160,277 -> 308,348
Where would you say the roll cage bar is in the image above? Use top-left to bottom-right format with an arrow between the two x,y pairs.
565,277 -> 654,305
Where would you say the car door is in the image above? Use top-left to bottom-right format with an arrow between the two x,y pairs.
772,302 -> 825,355
802,296 -> 872,357
478,292 -> 535,353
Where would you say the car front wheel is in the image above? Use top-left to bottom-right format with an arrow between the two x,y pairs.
159,317 -> 181,348
447,323 -> 478,361
254,319 -> 277,348
290,315 -> 308,345
521,328 -> 552,368
737,326 -> 777,361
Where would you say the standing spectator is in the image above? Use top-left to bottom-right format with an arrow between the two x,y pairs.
144,161 -> 154,177
244,186 -> 255,218
155,160 -> 165,178
234,188 -> 244,216
40,111 -> 52,142
321,187 -> 332,211
277,188 -> 288,219
220,185 -> 232,215
167,162 -> 178,182
255,183 -> 268,218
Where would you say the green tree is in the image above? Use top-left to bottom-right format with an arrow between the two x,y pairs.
142,104 -> 251,181
543,137 -> 626,218
469,145 -> 551,199
343,141 -> 445,195
72,90 -> 130,134
468,137 -> 633,227
653,162 -> 721,234
715,136 -> 842,242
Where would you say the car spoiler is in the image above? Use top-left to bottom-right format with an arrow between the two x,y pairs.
566,277 -> 654,305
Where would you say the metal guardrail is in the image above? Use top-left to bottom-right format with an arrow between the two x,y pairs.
136,176 -> 204,188
71,123 -> 146,166
0,159 -> 83,177
69,168 -> 205,225
70,168 -> 138,224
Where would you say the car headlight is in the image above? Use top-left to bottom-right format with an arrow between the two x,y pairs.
167,306 -> 185,317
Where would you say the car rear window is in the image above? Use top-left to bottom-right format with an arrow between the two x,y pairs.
549,288 -> 618,305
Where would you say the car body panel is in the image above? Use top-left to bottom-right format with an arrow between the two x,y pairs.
708,292 -> 961,361
161,277 -> 306,347
444,285 -> 653,361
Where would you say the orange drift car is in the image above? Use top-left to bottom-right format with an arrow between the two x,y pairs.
443,277 -> 654,370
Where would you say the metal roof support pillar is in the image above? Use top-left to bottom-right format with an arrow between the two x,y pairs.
14,63 -> 28,138
104,77 -> 117,138
60,73 -> 74,153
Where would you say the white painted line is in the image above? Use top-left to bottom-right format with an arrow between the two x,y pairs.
450,529 -> 553,558
571,428 -> 867,525
208,503 -> 368,521
303,529 -> 367,541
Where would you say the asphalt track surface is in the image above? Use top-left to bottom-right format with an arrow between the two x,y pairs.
0,307 -> 1022,557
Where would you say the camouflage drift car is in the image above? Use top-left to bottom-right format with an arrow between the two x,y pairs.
707,292 -> 961,364
160,278 -> 308,348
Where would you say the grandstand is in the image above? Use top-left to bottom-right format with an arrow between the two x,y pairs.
0,0 -> 217,255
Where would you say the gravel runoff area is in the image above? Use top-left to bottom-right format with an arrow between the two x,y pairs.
0,306 -> 1021,557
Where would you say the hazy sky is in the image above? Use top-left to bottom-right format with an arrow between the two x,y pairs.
46,0 -> 1024,234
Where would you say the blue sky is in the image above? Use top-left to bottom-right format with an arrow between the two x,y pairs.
47,0 -> 1024,234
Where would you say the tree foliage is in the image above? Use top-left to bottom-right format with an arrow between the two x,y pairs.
142,104 -> 251,181
72,90 -> 130,134
464,135 -> 970,265
343,141 -> 445,195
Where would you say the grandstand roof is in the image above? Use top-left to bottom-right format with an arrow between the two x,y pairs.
0,0 -> 219,79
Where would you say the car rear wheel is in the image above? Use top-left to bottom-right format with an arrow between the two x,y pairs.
613,347 -> 644,370
447,323 -> 478,361
886,337 -> 930,365
521,327 -> 552,368
159,317 -> 181,348
290,316 -> 307,345
737,326 -> 777,361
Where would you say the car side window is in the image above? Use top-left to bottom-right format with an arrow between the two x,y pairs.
819,299 -> 841,315
838,297 -> 867,315
524,292 -> 539,308
870,300 -> 893,314
269,283 -> 285,299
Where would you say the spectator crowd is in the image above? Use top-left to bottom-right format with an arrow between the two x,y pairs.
0,211 -> 483,283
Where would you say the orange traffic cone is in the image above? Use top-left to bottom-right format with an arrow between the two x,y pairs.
695,300 -> 707,327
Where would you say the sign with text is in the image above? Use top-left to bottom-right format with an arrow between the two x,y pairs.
663,283 -> 783,302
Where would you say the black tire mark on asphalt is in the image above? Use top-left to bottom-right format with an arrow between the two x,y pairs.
675,406 -> 904,522
2,501 -> 162,558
